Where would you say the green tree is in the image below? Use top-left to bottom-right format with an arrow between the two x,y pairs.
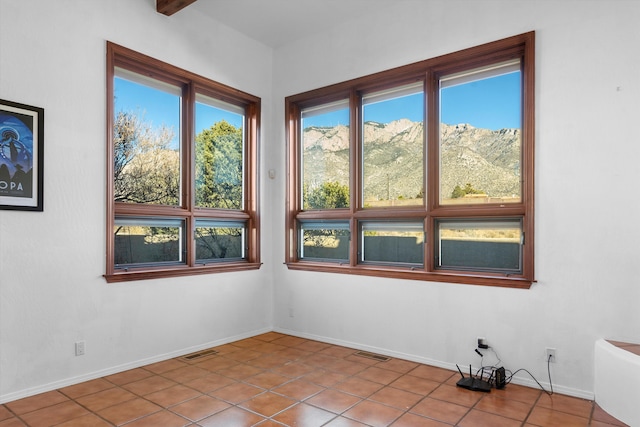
193,120 -> 244,259
301,181 -> 350,250
303,181 -> 349,210
451,185 -> 465,199
195,120 -> 243,209
113,113 -> 245,261
451,182 -> 484,199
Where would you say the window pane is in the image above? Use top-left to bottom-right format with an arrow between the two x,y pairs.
114,218 -> 185,267
301,100 -> 350,210
436,218 -> 522,272
299,221 -> 349,261
439,61 -> 521,205
113,69 -> 181,205
195,220 -> 245,261
360,221 -> 423,265
195,94 -> 244,209
363,84 -> 424,207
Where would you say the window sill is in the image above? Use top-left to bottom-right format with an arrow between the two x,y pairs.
285,261 -> 533,289
105,262 -> 262,283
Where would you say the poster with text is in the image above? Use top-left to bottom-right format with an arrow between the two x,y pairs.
0,99 -> 44,211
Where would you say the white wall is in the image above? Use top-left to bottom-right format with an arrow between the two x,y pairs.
1,0 -> 639,404
0,0 -> 275,402
271,0 -> 640,399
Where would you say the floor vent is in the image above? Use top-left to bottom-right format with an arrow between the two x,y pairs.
353,351 -> 391,362
181,349 -> 218,361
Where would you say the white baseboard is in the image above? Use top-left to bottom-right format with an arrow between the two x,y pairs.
0,327 -> 271,404
2,326 -> 593,404
273,327 -> 594,401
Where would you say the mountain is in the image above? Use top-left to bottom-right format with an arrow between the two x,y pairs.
439,123 -> 521,201
302,120 -> 521,203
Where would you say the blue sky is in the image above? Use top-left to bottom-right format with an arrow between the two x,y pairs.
304,71 -> 521,131
115,70 -> 522,142
114,77 -> 180,137
441,71 -> 521,130
114,77 -> 243,148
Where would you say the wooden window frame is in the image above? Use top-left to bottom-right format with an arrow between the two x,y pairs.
285,32 -> 535,288
105,42 -> 261,282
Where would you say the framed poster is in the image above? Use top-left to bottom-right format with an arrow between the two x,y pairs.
0,99 -> 44,211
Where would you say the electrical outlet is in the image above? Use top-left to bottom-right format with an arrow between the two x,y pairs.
477,337 -> 488,349
546,347 -> 556,363
75,341 -> 85,356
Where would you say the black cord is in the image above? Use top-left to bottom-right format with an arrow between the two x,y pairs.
504,354 -> 554,396
474,346 -> 504,386
471,348 -> 554,394
546,353 -> 554,395
489,347 -> 502,366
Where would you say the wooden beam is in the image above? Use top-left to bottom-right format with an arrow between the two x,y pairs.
156,0 -> 197,16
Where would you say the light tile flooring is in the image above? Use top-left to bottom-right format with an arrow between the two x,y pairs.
0,332 -> 628,426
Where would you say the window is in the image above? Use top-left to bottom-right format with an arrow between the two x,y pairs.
285,32 -> 535,288
106,42 -> 260,282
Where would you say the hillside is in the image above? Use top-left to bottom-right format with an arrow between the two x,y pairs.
303,120 -> 521,203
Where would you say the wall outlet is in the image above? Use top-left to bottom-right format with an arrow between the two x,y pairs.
477,337 -> 488,349
546,347 -> 556,363
75,341 -> 85,356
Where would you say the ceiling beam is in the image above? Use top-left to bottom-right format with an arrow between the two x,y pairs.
156,0 -> 197,16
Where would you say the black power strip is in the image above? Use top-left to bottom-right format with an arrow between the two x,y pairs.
495,366 -> 506,389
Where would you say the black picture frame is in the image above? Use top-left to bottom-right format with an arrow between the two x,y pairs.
0,99 -> 44,211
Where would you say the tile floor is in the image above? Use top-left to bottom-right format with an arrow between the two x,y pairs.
0,332 -> 628,427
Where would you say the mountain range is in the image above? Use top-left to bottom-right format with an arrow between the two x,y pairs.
303,120 -> 520,203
